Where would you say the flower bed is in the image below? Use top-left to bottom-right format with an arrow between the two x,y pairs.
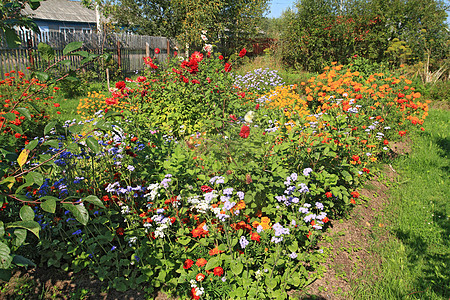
0,40 -> 428,299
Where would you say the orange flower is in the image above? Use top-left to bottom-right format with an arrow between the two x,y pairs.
196,258 -> 207,268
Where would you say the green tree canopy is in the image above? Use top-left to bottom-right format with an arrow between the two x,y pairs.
101,0 -> 269,53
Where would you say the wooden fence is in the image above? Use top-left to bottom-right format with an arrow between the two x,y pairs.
0,30 -> 179,80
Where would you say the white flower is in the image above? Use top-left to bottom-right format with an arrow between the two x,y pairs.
203,44 -> 213,52
244,111 -> 255,123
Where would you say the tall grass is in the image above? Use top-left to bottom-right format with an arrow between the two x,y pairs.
355,108 -> 450,299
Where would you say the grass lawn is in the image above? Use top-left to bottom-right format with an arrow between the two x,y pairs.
355,108 -> 450,299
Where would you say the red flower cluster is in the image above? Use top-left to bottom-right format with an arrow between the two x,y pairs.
239,125 -> 250,138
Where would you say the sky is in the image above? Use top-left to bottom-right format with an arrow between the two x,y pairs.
267,0 -> 297,18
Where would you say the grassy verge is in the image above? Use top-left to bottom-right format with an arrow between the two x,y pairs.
355,108 -> 450,299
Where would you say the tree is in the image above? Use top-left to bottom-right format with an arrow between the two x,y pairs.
101,0 -> 269,53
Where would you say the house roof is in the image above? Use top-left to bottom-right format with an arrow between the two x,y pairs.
23,0 -> 97,24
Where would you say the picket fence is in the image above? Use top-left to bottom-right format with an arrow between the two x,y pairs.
0,30 -> 179,80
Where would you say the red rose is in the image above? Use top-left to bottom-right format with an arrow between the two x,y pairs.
224,62 -> 232,72
154,48 -> 160,54
239,48 -> 247,58
239,125 -> 250,138
213,266 -> 224,276
183,259 -> 194,269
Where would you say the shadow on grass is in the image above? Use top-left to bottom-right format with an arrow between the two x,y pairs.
393,224 -> 450,298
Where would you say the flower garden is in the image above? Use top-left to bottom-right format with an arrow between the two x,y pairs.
0,40 -> 431,299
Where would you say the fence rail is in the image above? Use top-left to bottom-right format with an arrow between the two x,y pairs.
0,30 -> 178,79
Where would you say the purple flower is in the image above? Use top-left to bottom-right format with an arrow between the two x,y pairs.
223,188 -> 234,195
239,236 -> 249,249
303,168 -> 313,176
315,202 -> 324,210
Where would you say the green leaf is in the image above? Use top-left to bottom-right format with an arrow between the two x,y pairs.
12,255 -> 36,268
71,50 -> 89,57
34,71 -> 49,82
5,112 -> 16,121
9,124 -> 23,134
86,136 -> 99,153
42,139 -> 59,148
40,196 -> 57,213
0,241 -> 12,269
16,107 -> 31,120
0,268 -> 12,281
205,256 -> 220,270
44,121 -> 57,135
231,261 -> 243,275
25,171 -> 43,186
6,221 -> 40,238
20,205 -> 35,221
4,27 -> 21,48
63,41 -> 83,55
63,203 -> 89,225
25,139 -> 39,150
14,229 -> 27,247
83,195 -> 105,208
59,59 -> 71,67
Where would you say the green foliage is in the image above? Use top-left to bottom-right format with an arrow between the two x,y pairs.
281,0 -> 449,72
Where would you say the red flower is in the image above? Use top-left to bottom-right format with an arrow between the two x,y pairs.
196,258 -> 207,267
239,48 -> 247,58
201,185 -> 213,193
195,273 -> 205,281
251,232 -> 260,242
191,51 -> 203,62
115,81 -> 126,90
224,63 -> 232,72
191,288 -> 200,300
325,192 -> 333,198
239,125 -> 250,138
351,191 -> 360,198
136,76 -> 146,82
213,266 -> 224,276
154,48 -> 160,54
183,259 -> 194,269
